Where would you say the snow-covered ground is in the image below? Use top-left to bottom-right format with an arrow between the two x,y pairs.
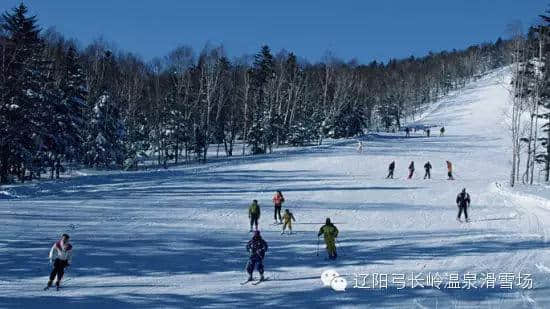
2,68 -> 550,308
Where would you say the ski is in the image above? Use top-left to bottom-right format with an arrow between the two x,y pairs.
252,277 -> 269,285
240,279 -> 254,285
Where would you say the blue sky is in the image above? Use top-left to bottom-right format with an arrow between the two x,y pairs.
2,1 -> 547,63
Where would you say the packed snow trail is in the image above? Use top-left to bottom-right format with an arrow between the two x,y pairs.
1,68 -> 550,308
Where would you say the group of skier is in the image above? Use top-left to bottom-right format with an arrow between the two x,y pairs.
387,160 -> 454,180
404,126 -> 445,138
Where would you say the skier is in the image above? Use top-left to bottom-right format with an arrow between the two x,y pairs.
446,160 -> 454,180
281,209 -> 296,235
405,127 -> 410,137
272,191 -> 284,224
248,200 -> 261,232
456,188 -> 471,222
245,231 -> 268,282
318,218 -> 339,260
45,234 -> 73,290
426,128 -> 431,137
386,161 -> 395,179
440,126 -> 445,137
357,141 -> 363,153
423,161 -> 432,179
408,161 -> 415,179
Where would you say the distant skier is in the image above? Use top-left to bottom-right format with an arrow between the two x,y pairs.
272,191 -> 284,224
426,128 -> 431,137
318,218 -> 339,260
45,234 -> 73,290
245,231 -> 268,282
456,188 -> 471,222
386,161 -> 395,179
405,127 -> 410,137
446,160 -> 454,180
440,127 -> 445,137
408,161 -> 415,179
248,200 -> 261,232
281,209 -> 296,235
423,161 -> 432,179
357,141 -> 363,153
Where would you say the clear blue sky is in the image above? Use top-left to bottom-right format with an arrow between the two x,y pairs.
2,1 -> 547,63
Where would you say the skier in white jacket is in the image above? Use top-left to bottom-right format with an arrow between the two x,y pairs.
45,234 -> 73,290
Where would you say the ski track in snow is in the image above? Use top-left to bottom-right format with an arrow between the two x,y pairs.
1,67 -> 550,308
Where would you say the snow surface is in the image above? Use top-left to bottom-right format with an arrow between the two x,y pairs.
2,68 -> 550,308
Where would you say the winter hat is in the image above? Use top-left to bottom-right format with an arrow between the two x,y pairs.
254,230 -> 261,237
462,188 -> 466,193
326,218 -> 331,224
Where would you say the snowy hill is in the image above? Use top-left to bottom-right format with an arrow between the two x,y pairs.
2,67 -> 550,308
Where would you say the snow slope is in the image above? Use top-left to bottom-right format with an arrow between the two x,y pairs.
2,67 -> 550,308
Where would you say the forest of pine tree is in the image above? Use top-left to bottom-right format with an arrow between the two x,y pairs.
0,4 -> 515,184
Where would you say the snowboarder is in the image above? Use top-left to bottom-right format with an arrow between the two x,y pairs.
405,127 -> 410,137
318,218 -> 339,260
272,191 -> 284,224
456,188 -> 471,222
446,160 -> 454,180
45,234 -> 73,290
387,161 -> 395,179
357,141 -> 363,153
423,161 -> 432,179
408,161 -> 415,179
440,126 -> 445,137
281,209 -> 296,235
249,200 -> 261,232
245,231 -> 268,282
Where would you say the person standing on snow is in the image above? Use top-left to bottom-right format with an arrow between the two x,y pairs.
423,161 -> 432,179
281,209 -> 296,235
446,160 -> 454,180
456,188 -> 471,222
387,161 -> 396,179
408,161 -> 415,179
440,127 -> 445,136
318,218 -> 339,260
249,200 -> 261,232
245,231 -> 268,282
357,141 -> 363,153
405,127 -> 410,137
45,234 -> 73,290
272,191 -> 284,224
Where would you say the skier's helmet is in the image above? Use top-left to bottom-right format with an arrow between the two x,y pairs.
461,188 -> 466,194
326,218 -> 331,224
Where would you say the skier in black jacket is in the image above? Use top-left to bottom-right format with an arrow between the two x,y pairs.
456,188 -> 471,222
423,161 -> 432,179
387,161 -> 395,179
245,231 -> 268,281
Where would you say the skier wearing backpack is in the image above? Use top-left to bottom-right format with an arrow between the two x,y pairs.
408,161 -> 415,179
387,161 -> 395,179
245,231 -> 268,282
272,191 -> 284,224
45,234 -> 73,290
456,188 -> 471,222
423,161 -> 432,179
249,200 -> 261,232
318,218 -> 339,260
281,209 -> 296,235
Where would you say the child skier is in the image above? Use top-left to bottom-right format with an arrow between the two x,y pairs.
45,234 -> 73,290
387,161 -> 395,179
318,218 -> 339,260
272,191 -> 284,224
440,127 -> 445,136
446,160 -> 454,180
357,141 -> 363,153
245,231 -> 268,282
423,161 -> 432,179
408,161 -> 415,179
281,209 -> 296,235
248,200 -> 261,232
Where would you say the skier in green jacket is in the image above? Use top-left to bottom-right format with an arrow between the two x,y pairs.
248,200 -> 261,232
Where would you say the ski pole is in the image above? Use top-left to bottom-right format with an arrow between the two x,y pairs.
316,236 -> 320,256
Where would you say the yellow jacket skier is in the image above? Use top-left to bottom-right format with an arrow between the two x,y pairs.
318,218 -> 339,260
281,209 -> 296,235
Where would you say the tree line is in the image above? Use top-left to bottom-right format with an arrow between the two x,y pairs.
0,4 -> 512,184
